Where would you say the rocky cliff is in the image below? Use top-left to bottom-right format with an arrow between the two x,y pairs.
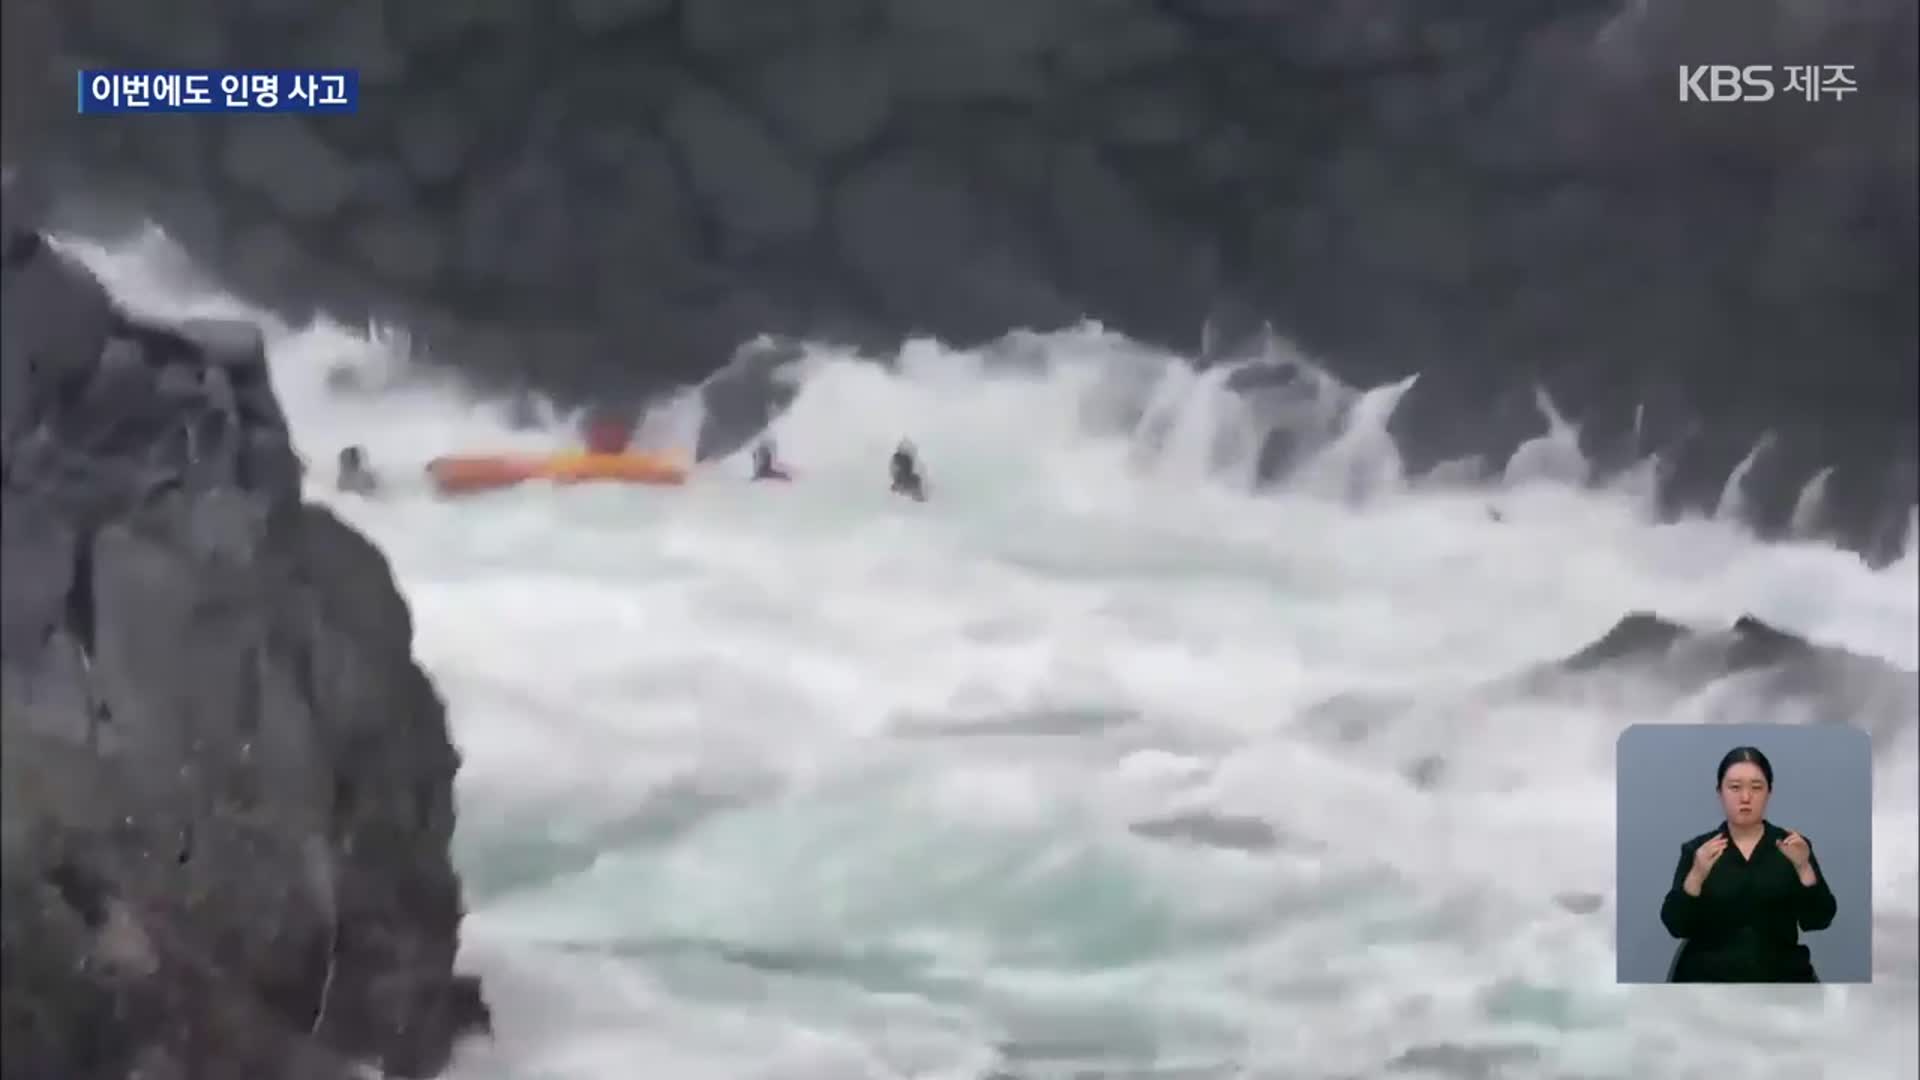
1,183 -> 487,1079
3,0 -> 1914,557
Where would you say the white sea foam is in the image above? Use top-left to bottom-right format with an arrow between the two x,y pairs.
62,228 -> 1919,1080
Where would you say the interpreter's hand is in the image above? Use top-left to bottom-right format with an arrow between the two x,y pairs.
1691,834 -> 1730,877
1777,831 -> 1813,872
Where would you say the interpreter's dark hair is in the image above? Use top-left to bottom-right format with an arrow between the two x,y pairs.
1716,746 -> 1774,789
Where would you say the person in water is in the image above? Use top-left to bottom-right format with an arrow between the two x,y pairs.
336,445 -> 379,495
750,439 -> 791,481
889,438 -> 926,500
1659,746 -> 1837,983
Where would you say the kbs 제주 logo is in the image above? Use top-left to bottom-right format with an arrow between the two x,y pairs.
1677,65 -> 1858,103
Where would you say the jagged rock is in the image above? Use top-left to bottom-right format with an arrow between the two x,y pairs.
1554,611 -> 1823,676
5,0 -> 1914,560
1,202 -> 488,1078
1725,613 -> 1813,670
1557,611 -> 1692,671
1534,610 -> 1916,747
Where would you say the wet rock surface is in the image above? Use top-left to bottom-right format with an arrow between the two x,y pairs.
1534,611 -> 1918,749
4,0 -> 1915,559
0,183 -> 488,1080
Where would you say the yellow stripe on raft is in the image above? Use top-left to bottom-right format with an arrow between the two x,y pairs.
426,451 -> 690,495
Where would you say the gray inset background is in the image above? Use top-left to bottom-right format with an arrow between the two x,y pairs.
1615,723 -> 1873,984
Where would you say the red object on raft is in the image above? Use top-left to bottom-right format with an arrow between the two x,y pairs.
583,417 -> 633,455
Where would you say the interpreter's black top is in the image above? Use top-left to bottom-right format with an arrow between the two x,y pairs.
1659,820 -> 1838,983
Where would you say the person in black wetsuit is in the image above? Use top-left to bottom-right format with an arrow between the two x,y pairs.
1659,746 -> 1838,982
336,445 -> 379,496
889,438 -> 925,500
750,439 -> 790,481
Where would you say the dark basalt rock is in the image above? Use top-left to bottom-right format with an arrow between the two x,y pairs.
1555,611 -> 1823,675
1558,610 -> 1693,672
1538,610 -> 1917,748
5,0 -> 1914,561
1,183 -> 488,1080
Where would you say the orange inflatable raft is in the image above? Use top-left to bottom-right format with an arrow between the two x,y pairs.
426,451 -> 690,496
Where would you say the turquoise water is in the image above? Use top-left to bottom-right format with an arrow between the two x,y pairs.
70,229 -> 1919,1080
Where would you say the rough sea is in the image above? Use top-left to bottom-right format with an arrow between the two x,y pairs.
64,228 -> 1918,1080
